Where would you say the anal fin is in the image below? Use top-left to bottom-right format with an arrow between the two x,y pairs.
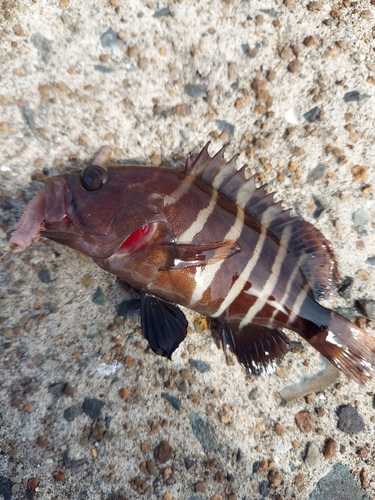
141,292 -> 188,359
210,320 -> 290,375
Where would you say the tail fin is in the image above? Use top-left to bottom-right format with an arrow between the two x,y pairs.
307,312 -> 375,385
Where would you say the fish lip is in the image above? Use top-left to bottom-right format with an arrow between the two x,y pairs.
44,177 -> 69,226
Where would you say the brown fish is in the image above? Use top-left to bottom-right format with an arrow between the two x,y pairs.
9,144 -> 375,384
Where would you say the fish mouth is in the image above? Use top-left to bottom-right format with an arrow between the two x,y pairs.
9,178 -> 74,253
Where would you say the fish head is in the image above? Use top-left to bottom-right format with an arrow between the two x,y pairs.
10,164 -> 166,259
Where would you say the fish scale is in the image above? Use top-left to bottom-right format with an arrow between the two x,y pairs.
9,143 -> 375,385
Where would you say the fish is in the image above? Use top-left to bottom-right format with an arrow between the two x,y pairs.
9,143 -> 375,385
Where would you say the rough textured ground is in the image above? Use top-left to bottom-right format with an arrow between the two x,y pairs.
1,1 -> 375,499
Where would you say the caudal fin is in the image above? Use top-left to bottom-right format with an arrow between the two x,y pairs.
307,312 -> 375,385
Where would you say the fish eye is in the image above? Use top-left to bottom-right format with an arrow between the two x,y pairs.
80,165 -> 108,191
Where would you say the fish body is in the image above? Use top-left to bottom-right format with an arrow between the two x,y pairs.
9,144 -> 375,384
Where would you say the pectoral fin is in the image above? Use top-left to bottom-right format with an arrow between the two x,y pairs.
141,292 -> 188,359
211,320 -> 290,375
161,240 -> 241,270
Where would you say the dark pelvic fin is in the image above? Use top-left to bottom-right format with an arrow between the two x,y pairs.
161,240 -> 241,270
210,319 -> 290,375
141,292 -> 188,359
306,311 -> 375,385
187,143 -> 339,299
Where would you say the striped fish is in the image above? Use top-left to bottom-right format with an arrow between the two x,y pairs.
9,144 -> 375,385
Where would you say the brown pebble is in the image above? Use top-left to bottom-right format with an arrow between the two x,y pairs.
324,438 -> 337,459
280,47 -> 293,61
227,62 -> 237,81
138,57 -> 149,70
356,447 -> 368,459
267,69 -> 276,81
275,423 -> 285,436
27,477 -> 40,490
38,84 -> 52,97
150,154 -> 162,167
37,436 -> 48,448
124,356 -> 135,368
360,468 -> 370,488
351,165 -> 367,182
12,24 -> 26,36
140,442 -> 150,454
304,36 -> 317,47
146,460 -> 158,477
154,440 -> 173,463
52,470 -> 65,482
288,59 -> 301,73
63,383 -> 74,397
163,493 -> 173,500
360,10 -> 373,20
195,482 -> 206,493
78,134 -> 88,145
268,469 -> 283,488
251,78 -> 267,93
315,407 -> 325,417
127,45 -> 140,57
295,411 -> 315,433
307,1 -> 322,10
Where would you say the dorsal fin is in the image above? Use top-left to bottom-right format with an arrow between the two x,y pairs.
187,143 -> 339,299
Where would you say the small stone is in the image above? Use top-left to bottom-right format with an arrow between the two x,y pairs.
268,469 -> 283,488
52,471 -> 65,482
189,413 -> 219,452
295,411 -> 315,433
161,392 -> 181,411
215,119 -> 235,138
38,269 -> 52,283
189,359 -> 211,373
195,481 -> 206,492
258,480 -> 269,496
251,78 -> 267,93
360,9 -> 373,20
336,405 -> 365,435
305,442 -> 320,469
359,299 -> 375,320
153,7 -> 174,17
13,24 -> 26,36
304,36 -> 317,47
324,438 -> 337,459
27,477 -> 40,490
280,47 -> 293,60
154,440 -> 173,463
307,164 -> 325,184
337,277 -> 353,299
227,62 -> 237,81
184,84 -> 207,98
307,1 -> 321,10
344,91 -> 370,102
288,59 -> 301,73
275,423 -> 285,436
184,457 -> 196,470
92,287 -> 105,305
37,436 -> 48,448
146,460 -> 158,477
351,165 -> 367,182
82,398 -> 105,419
248,387 -> 259,400
304,106 -> 319,123
64,405 -> 80,422
100,28 -> 118,47
352,208 -> 369,227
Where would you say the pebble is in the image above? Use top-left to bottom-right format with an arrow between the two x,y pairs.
153,7 -> 174,17
184,84 -> 207,98
304,36 -> 317,47
359,299 -> 375,320
303,106 -> 319,123
351,165 -> 367,182
306,164 -> 325,184
48,382 -> 66,397
344,91 -> 370,102
92,286 -> 105,305
309,463 -> 369,500
337,277 -> 353,299
352,208 -> 369,227
304,442 -> 320,469
307,2 -> 322,10
323,438 -> 337,459
189,359 -> 211,373
215,120 -> 235,138
161,392 -> 181,411
154,440 -> 173,463
100,28 -> 118,47
184,457 -> 196,470
268,469 -> 283,488
258,479 -> 269,496
38,269 -> 52,283
189,413 -> 219,452
64,405 -> 80,422
295,410 -> 315,433
336,405 -> 365,435
82,398 -> 105,420
288,59 -> 301,73
30,33 -> 53,63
